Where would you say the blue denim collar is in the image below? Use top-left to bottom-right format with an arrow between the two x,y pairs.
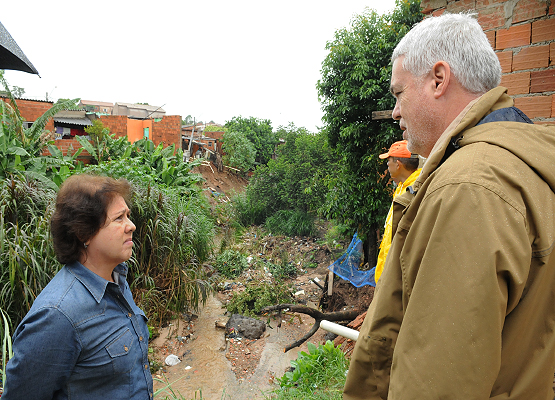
66,261 -> 129,304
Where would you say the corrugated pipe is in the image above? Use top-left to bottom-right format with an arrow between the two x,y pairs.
320,320 -> 359,341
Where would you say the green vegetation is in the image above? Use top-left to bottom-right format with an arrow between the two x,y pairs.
268,341 -> 348,400
317,0 -> 423,262
225,281 -> 293,317
224,116 -> 277,166
233,124 -> 336,233
221,130 -> 256,173
214,249 -> 249,279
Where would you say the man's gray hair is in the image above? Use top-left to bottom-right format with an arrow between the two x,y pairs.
392,13 -> 501,94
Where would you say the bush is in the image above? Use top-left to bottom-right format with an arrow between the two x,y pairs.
214,249 -> 248,279
270,341 -> 349,400
265,210 -> 316,237
226,281 -> 293,317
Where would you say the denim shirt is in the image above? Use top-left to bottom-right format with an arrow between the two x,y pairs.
3,262 -> 153,400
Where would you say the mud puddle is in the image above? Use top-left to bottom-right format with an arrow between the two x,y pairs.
152,294 -> 326,399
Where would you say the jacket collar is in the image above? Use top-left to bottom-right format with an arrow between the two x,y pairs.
413,86 -> 513,190
66,261 -> 128,304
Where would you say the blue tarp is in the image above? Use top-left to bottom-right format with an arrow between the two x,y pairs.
327,232 -> 376,288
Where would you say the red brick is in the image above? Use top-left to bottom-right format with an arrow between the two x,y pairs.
431,8 -> 446,16
551,42 -> 555,65
486,30 -> 496,49
501,71 -> 530,94
530,68 -> 555,92
553,95 -> 555,117
446,0 -> 476,14
421,0 -> 447,13
532,18 -> 555,43
476,0 -> 499,6
479,4 -> 507,31
497,50 -> 513,73
513,44 -> 550,70
496,24 -> 531,49
550,1 -> 555,14
535,120 -> 555,125
514,95 -> 552,118
512,0 -> 548,23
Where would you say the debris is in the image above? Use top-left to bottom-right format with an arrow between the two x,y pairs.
165,354 -> 181,366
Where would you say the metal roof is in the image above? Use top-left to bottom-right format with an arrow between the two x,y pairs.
53,117 -> 93,126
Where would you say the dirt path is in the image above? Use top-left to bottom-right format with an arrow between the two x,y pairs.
152,294 -> 327,399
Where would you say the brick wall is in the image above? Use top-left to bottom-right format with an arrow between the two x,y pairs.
421,0 -> 555,123
42,138 -> 93,164
152,115 -> 182,149
100,115 -> 128,138
0,97 -> 55,132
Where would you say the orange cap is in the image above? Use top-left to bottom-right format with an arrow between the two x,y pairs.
379,140 -> 412,159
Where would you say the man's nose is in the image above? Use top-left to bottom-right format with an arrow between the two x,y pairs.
392,100 -> 401,120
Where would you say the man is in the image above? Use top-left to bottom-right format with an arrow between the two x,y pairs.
344,13 -> 555,399
373,140 -> 421,284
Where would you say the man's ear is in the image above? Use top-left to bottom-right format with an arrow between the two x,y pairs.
431,61 -> 451,99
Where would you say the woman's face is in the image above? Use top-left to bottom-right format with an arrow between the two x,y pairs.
85,195 -> 135,269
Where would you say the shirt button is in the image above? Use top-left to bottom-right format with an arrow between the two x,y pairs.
128,313 -> 132,317
124,346 -> 128,352
144,364 -> 148,369
139,336 -> 143,341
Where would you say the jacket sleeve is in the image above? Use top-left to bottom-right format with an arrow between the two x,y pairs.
388,181 -> 530,398
3,306 -> 81,400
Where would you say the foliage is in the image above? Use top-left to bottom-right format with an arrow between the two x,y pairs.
214,249 -> 249,279
316,0 -> 423,261
85,138 -> 203,193
0,308 -> 14,391
224,116 -> 277,165
0,73 -> 82,187
125,181 -> 215,326
233,124 -> 337,226
221,130 -> 256,172
265,210 -> 316,237
269,341 -> 348,400
204,125 -> 225,133
265,257 -> 298,280
225,281 -> 293,317
0,176 -> 59,325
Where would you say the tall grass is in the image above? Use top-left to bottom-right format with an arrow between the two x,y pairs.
128,182 -> 215,327
264,209 -> 316,237
0,175 -> 59,325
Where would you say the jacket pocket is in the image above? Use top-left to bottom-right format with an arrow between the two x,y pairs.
106,328 -> 134,374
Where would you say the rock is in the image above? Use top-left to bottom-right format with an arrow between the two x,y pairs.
225,314 -> 266,340
215,318 -> 228,329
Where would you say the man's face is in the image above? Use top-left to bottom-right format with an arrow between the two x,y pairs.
387,157 -> 401,184
390,57 -> 439,158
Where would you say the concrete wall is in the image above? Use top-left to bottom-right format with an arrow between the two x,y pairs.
421,0 -> 555,123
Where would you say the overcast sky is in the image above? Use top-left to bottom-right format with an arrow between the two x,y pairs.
3,0 -> 396,132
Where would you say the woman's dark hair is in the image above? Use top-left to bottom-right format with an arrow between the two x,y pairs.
50,174 -> 132,264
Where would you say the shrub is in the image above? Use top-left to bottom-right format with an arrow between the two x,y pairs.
270,341 -> 349,400
265,210 -> 316,237
225,281 -> 293,317
214,249 -> 248,279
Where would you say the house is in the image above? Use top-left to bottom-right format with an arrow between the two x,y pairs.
112,102 -> 165,119
78,100 -> 114,114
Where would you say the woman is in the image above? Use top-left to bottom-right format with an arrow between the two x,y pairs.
3,174 -> 153,399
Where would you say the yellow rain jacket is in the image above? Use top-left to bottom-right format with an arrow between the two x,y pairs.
375,168 -> 421,283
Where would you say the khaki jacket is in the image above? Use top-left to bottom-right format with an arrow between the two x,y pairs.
344,87 -> 555,399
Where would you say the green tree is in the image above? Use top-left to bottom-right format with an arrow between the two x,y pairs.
316,0 -> 423,263
224,116 -> 277,165
233,123 -> 337,226
221,130 -> 256,172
